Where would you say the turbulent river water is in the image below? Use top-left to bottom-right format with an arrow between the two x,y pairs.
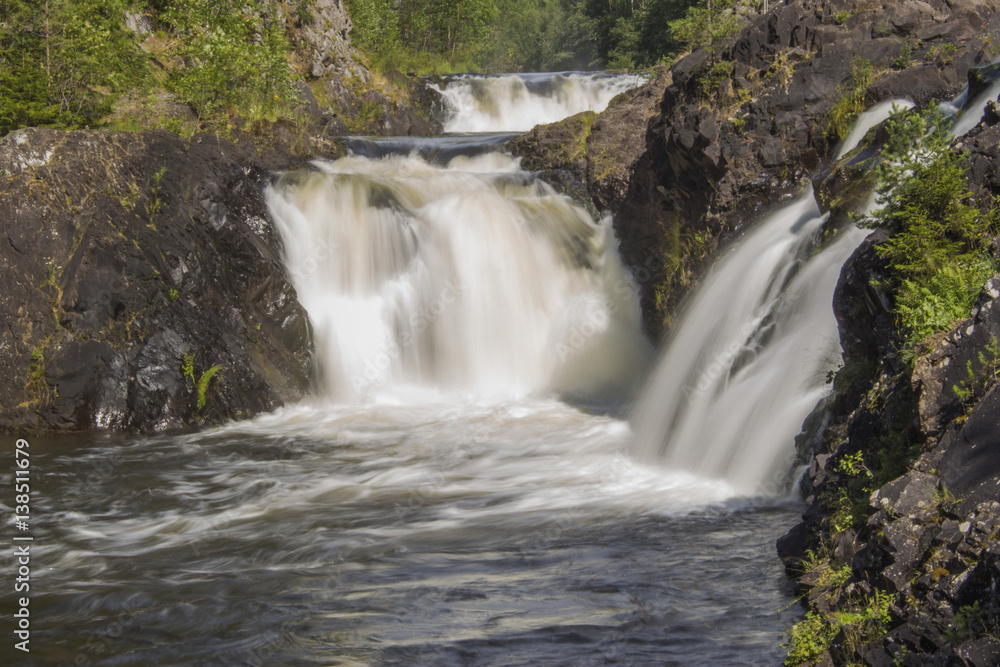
3,72 -> 867,666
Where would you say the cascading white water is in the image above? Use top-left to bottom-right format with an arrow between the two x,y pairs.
433,71 -> 644,133
631,89 -> 998,493
266,152 -> 652,403
630,190 -> 867,494
835,99 -> 915,160
630,99 -> 927,494
940,71 -> 1000,137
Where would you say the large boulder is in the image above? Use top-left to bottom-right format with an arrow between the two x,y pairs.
0,129 -> 314,433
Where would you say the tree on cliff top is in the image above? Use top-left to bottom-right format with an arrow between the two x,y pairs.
860,107 -> 999,354
0,0 -> 147,133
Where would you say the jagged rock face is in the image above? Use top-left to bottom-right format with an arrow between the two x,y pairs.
512,0 -> 1000,339
779,258 -> 1000,663
287,0 -> 370,83
777,105 -> 1000,659
0,129 -> 313,434
777,270 -> 1000,665
833,229 -> 895,362
965,100 -> 1000,205
508,70 -> 676,336
629,0 -> 999,337
274,1 -> 439,137
912,276 -> 1000,437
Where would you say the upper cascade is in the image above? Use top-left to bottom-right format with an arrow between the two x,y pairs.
433,71 -> 644,133
266,152 -> 652,404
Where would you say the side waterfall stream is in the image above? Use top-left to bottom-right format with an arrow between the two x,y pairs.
11,72 -> 994,666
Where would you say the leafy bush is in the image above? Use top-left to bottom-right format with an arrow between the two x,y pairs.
860,107 -> 999,354
785,611 -> 838,664
162,0 -> 299,119
784,591 -> 893,664
0,0 -> 149,133
668,0 -> 745,54
896,257 -> 996,352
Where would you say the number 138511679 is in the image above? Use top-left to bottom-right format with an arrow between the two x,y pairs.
15,439 -> 30,526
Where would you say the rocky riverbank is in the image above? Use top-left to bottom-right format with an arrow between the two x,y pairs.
0,0 -> 443,436
772,106 -> 1000,666
511,0 -> 1000,662
0,129 -> 314,433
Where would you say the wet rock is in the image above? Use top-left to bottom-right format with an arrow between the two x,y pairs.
777,518 -> 818,572
967,62 -> 1000,106
510,111 -> 595,177
0,129 -> 314,434
833,230 -> 894,362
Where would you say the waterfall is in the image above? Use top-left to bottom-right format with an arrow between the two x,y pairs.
266,152 -> 652,403
630,99 -> 927,494
630,191 -> 867,494
631,86 -> 999,493
834,99 -> 915,160
433,71 -> 644,133
940,70 -> 1000,137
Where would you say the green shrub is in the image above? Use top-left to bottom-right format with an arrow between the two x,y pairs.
828,57 -> 876,139
784,591 -> 893,664
896,257 -> 996,352
892,41 -> 914,69
669,0 -> 744,54
696,60 -> 733,100
162,0 -> 299,119
785,611 -> 837,664
860,107 -> 999,354
0,0 -> 149,134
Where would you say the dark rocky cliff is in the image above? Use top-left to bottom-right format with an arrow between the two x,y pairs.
512,0 -> 1000,339
514,0 -> 1000,662
0,129 -> 313,433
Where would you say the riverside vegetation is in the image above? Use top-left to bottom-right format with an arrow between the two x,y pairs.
0,0 -> 762,140
781,104 -> 1000,665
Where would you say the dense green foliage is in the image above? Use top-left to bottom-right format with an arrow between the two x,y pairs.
0,0 -> 760,135
0,0 -> 300,135
347,0 -> 758,73
860,107 -> 999,354
0,0 -> 149,133
160,0 -> 299,118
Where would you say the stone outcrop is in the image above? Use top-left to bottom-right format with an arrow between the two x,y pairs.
0,129 -> 314,433
281,0 -> 440,137
777,108 -> 1000,661
513,0 -> 1000,338
287,0 -> 369,83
